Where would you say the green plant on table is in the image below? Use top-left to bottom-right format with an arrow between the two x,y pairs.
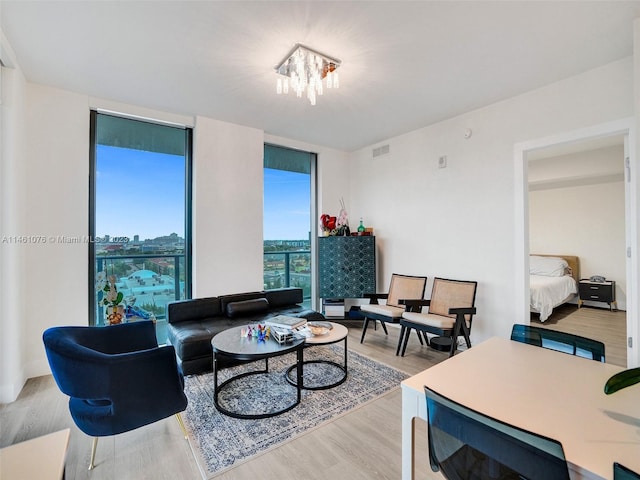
96,271 -> 125,324
604,368 -> 640,395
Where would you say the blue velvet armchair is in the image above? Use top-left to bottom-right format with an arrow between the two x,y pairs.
43,320 -> 188,470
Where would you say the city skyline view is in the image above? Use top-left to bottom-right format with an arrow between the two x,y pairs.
96,146 -> 311,241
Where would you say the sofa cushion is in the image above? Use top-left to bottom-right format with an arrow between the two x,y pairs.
361,303 -> 406,319
219,292 -> 264,314
167,316 -> 249,360
167,297 -> 221,324
402,311 -> 455,329
167,319 -> 219,360
226,298 -> 269,318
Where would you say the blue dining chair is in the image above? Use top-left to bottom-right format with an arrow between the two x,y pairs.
43,320 -> 188,470
511,324 -> 605,362
615,462 -> 640,479
425,386 -> 571,480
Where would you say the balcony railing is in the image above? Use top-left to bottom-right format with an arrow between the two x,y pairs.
94,254 -> 186,342
263,250 -> 311,304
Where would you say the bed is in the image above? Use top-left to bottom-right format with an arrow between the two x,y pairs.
530,254 -> 579,322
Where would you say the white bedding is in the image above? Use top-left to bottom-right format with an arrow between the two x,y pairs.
530,274 -> 578,322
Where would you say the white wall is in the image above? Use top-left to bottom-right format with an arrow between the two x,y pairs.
193,116 -> 264,296
0,49 -> 29,403
23,84 -> 90,381
347,57 -> 634,343
529,145 -> 624,185
630,17 -> 640,367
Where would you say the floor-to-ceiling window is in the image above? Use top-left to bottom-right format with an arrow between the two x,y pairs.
263,144 -> 316,307
89,112 -> 192,343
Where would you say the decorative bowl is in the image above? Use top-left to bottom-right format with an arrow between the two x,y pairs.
307,321 -> 332,336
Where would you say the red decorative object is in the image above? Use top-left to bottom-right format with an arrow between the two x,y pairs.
321,214 -> 337,230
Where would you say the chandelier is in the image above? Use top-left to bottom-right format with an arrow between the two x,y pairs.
275,43 -> 341,106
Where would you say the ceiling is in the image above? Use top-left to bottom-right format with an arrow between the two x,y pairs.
2,1 -> 640,152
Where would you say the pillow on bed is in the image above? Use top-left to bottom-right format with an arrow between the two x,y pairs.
530,256 -> 568,277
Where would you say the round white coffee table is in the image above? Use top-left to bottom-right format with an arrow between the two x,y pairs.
285,322 -> 348,390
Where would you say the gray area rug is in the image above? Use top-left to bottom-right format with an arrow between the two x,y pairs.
183,343 -> 408,478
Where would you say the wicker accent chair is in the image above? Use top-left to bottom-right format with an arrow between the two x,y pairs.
359,273 -> 427,344
398,277 -> 477,357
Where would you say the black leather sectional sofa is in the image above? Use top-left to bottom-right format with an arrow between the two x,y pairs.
166,287 -> 324,375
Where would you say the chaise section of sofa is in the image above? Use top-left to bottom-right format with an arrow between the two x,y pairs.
166,287 -> 324,375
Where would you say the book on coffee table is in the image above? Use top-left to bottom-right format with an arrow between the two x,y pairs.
265,315 -> 307,330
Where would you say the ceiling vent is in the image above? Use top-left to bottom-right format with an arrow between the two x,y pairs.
372,144 -> 390,158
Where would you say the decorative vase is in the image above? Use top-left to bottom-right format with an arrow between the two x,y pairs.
106,305 -> 125,325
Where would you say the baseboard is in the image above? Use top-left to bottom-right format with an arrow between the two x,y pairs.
0,375 -> 26,404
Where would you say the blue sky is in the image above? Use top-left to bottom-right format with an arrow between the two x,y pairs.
96,147 -> 310,241
263,168 -> 311,240
96,145 -> 185,239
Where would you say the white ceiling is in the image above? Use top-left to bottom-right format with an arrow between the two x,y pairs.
2,1 -> 640,152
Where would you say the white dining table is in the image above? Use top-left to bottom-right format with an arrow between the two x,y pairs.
0,428 -> 70,480
401,336 -> 640,480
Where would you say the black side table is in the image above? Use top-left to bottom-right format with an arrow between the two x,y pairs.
578,279 -> 617,311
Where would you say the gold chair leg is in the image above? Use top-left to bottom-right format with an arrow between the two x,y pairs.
88,437 -> 98,470
175,413 -> 188,439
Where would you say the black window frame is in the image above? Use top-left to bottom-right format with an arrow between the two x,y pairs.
88,110 -> 193,326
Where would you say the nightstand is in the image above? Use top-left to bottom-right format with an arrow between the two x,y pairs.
578,279 -> 617,311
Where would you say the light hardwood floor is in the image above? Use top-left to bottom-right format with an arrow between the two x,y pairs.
0,323 -> 445,480
531,303 -> 627,367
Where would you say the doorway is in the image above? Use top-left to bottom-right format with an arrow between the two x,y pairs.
528,136 -> 626,365
514,118 -> 638,368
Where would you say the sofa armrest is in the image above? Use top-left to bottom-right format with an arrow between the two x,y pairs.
264,288 -> 303,307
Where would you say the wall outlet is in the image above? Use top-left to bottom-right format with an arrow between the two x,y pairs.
438,155 -> 447,168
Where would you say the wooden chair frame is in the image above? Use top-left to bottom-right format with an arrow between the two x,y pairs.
359,274 -> 427,344
398,278 -> 477,357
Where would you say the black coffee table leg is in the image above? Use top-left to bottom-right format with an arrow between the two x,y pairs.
286,336 -> 348,390
213,348 -> 303,419
296,348 -> 303,402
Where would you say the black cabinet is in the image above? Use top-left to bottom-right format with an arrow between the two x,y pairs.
578,279 -> 617,311
318,236 -> 376,299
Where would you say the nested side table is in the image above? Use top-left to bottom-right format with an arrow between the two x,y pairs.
285,322 -> 348,390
